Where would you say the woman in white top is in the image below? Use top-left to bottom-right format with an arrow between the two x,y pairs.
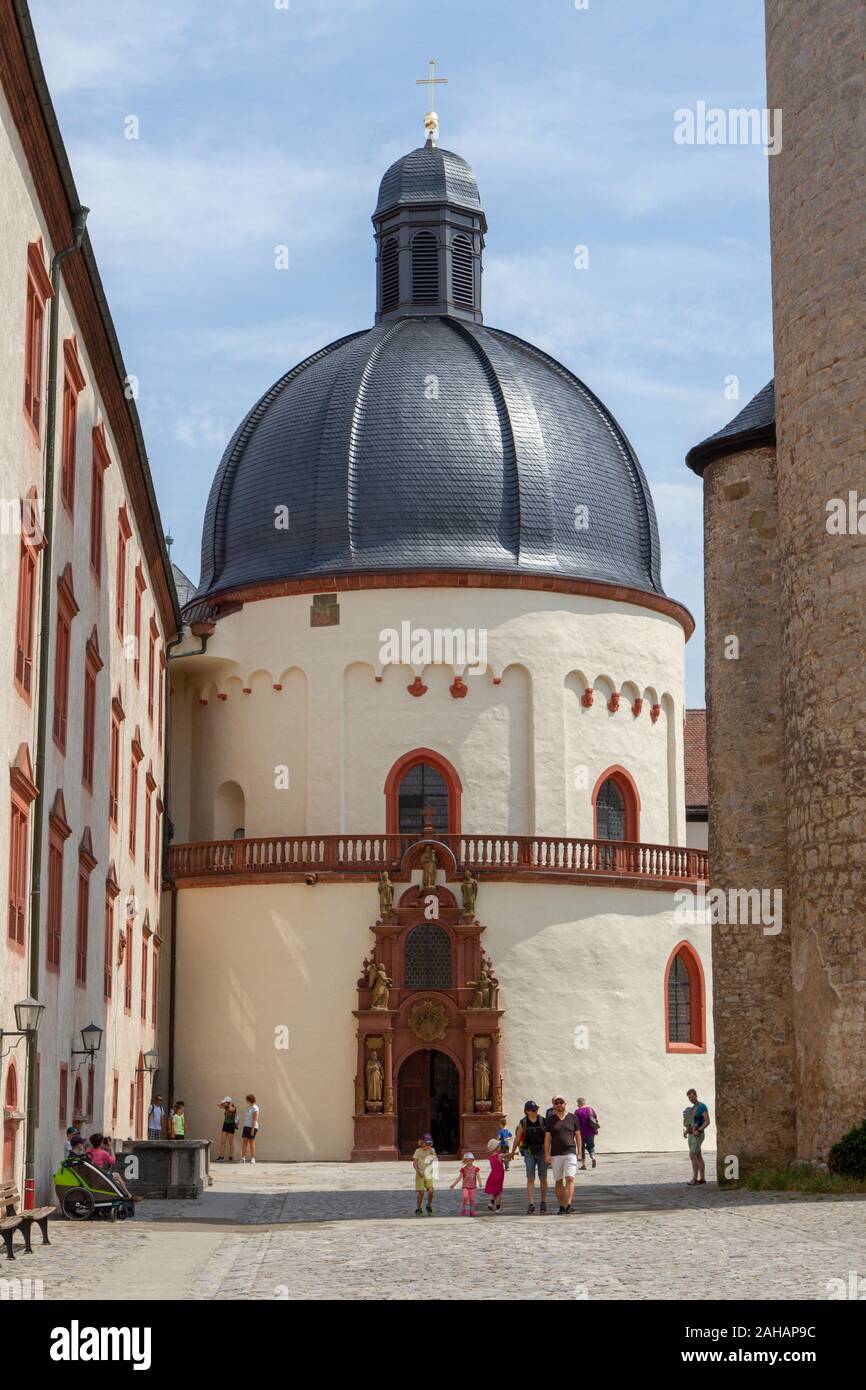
241,1093 -> 259,1164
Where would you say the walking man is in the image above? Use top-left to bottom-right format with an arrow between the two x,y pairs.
575,1096 -> 599,1170
683,1088 -> 710,1185
543,1095 -> 582,1214
510,1100 -> 549,1214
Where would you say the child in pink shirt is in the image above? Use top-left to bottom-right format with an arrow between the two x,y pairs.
451,1152 -> 481,1215
485,1137 -> 506,1211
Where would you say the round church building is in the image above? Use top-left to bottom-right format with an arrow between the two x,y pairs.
167,132 -> 713,1160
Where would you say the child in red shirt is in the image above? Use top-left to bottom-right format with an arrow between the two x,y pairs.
485,1136 -> 506,1211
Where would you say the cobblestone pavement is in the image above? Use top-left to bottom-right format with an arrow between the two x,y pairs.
5,1153 -> 865,1301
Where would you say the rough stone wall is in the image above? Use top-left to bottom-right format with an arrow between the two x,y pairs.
703,446 -> 795,1170
766,0 -> 866,1158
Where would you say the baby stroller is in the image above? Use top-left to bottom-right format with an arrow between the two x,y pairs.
53,1156 -> 135,1221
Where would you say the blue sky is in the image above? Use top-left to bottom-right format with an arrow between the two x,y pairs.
31,0 -> 773,704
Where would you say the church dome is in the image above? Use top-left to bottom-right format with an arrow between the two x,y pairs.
375,145 -> 482,216
194,142 -> 664,606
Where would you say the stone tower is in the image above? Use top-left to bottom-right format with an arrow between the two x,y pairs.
688,0 -> 866,1170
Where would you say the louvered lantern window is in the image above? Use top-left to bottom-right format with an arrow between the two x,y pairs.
667,953 -> 691,1042
411,231 -> 439,302
381,237 -> 399,313
404,923 -> 453,989
451,234 -> 474,308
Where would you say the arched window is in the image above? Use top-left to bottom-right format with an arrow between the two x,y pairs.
664,943 -> 706,1052
72,1074 -> 83,1121
4,1064 -> 17,1111
385,749 -> 462,835
592,766 -> 640,842
404,923 -> 453,989
380,237 -> 399,313
214,780 -> 245,840
451,234 -> 473,308
411,231 -> 439,302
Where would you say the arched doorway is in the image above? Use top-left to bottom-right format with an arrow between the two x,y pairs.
397,1049 -> 460,1156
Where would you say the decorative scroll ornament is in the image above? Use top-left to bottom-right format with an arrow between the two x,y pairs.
408,998 -> 449,1043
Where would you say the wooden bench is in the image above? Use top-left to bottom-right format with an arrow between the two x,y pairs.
0,1181 -> 54,1259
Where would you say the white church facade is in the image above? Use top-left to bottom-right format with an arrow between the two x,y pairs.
165,133 -> 713,1160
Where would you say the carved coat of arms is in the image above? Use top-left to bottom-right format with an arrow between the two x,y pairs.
409,998 -> 449,1042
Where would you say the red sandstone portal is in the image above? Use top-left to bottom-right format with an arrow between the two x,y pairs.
352,864 -> 505,1161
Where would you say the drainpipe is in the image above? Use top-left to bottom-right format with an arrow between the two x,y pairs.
23,207 -> 89,1208
162,621 -> 213,1107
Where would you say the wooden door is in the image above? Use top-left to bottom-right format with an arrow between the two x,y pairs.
397,1049 -> 429,1155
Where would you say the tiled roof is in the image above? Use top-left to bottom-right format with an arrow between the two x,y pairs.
684,708 -> 708,809
686,381 -> 775,474
194,316 -> 664,604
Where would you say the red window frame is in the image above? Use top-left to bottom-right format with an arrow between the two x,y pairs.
52,566 -> 79,755
109,691 -> 125,829
144,773 -> 155,880
60,338 -> 86,513
90,423 -> 111,581
157,650 -> 166,748
124,918 -> 133,1014
103,891 -> 115,1001
59,1064 -> 69,1130
14,493 -> 44,702
81,627 -> 102,793
75,835 -> 95,987
112,1071 -> 119,1124
133,565 -> 146,683
23,241 -> 53,440
591,765 -> 641,843
46,795 -> 71,971
147,616 -> 158,723
383,748 -> 463,835
151,941 -> 159,1027
664,942 -> 707,1054
140,936 -> 148,1021
129,733 -> 143,858
7,748 -> 37,951
115,506 -> 132,639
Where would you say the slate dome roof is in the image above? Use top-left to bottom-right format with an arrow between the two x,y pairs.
194,142 -> 665,607
375,145 -> 482,216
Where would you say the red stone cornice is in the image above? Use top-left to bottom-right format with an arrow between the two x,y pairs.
202,570 -> 695,638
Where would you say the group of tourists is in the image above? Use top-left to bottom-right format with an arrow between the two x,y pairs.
61,1126 -> 139,1202
215,1095 -> 260,1163
412,1087 -> 711,1215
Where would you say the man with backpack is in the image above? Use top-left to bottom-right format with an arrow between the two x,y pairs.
575,1097 -> 599,1169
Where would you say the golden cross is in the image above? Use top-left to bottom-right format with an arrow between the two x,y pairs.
416,59 -> 448,143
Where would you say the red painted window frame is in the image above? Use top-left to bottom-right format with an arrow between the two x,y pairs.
46,796 -> 71,972
7,749 -> 37,952
147,616 -> 158,724
157,650 -> 166,748
664,941 -> 707,1054
129,731 -> 143,859
58,1064 -> 69,1131
52,566 -> 79,755
81,627 -> 102,793
86,1064 -> 94,1122
23,241 -> 53,441
115,505 -> 132,640
103,893 -> 114,1001
151,940 -> 159,1027
108,690 -> 125,829
59,337 -> 86,514
112,1071 -> 119,1124
14,492 -> 44,702
591,765 -> 641,842
124,918 -> 133,1014
75,834 -> 95,988
143,770 -> 155,880
384,747 -> 463,835
140,936 -> 148,1021
133,564 -> 146,683
90,422 -> 111,582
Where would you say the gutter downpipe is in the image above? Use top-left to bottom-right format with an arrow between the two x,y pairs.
162,622 -> 213,1107
23,206 -> 89,1208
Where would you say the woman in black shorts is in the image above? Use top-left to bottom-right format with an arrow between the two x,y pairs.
217,1096 -> 238,1161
